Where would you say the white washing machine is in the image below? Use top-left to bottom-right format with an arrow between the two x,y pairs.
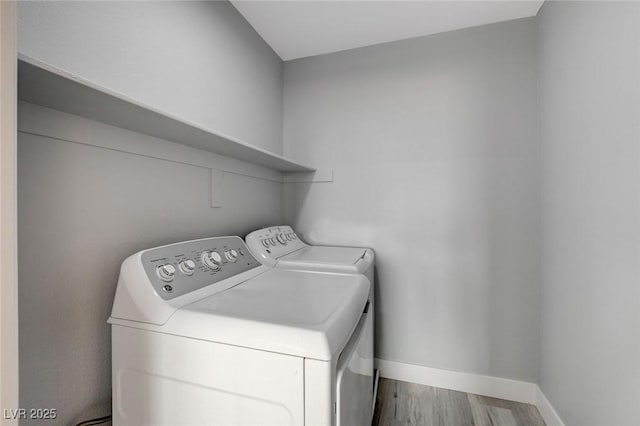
108,236 -> 372,426
245,226 -> 377,417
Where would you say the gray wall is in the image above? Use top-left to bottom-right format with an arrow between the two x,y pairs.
537,2 -> 640,424
283,18 -> 540,382
17,1 -> 286,424
17,1 -> 283,154
18,2 -> 640,425
17,102 -> 283,425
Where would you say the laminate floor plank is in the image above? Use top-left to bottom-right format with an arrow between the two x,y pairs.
372,378 -> 546,426
467,393 -> 493,426
468,394 -> 518,426
507,400 -> 547,426
433,388 -> 475,426
373,378 -> 398,426
471,393 -> 545,426
396,381 -> 435,425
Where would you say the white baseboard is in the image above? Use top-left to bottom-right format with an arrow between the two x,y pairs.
376,358 -> 538,404
535,386 -> 566,426
375,358 -> 565,426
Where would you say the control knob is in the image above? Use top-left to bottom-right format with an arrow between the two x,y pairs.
225,249 -> 239,263
156,264 -> 176,282
277,233 -> 287,244
201,250 -> 222,270
179,259 -> 196,275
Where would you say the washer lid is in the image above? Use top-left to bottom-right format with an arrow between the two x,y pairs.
163,269 -> 369,361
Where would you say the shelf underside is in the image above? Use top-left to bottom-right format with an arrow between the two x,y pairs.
17,58 -> 315,173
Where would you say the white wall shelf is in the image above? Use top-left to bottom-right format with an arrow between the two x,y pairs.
17,56 -> 315,173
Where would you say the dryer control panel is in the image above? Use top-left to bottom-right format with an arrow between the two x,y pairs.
245,226 -> 307,267
141,236 -> 260,300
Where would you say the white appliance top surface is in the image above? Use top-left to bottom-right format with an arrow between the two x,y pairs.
164,268 -> 369,360
281,246 -> 367,266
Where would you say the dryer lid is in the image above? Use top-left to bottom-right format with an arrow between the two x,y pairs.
163,269 -> 369,361
281,246 -> 368,265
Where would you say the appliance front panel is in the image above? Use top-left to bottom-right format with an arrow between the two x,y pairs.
336,306 -> 374,426
112,326 -> 304,426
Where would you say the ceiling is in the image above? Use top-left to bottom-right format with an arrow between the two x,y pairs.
230,1 -> 544,61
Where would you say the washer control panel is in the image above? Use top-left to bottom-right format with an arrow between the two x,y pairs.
141,236 -> 260,300
245,226 -> 307,266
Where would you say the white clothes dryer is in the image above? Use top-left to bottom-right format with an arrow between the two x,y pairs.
108,236 -> 372,426
245,226 -> 377,418
245,226 -> 375,286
